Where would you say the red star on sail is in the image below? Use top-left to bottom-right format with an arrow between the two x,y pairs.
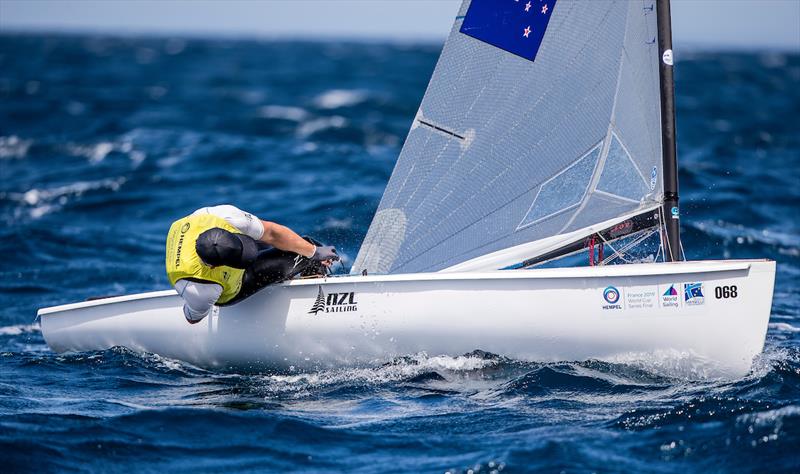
525,1 -> 532,12
542,4 -> 549,14
523,26 -> 532,38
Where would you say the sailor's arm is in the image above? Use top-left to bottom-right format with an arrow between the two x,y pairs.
194,204 -> 337,262
260,221 -> 315,257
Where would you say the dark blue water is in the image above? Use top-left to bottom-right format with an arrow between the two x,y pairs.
1,34 -> 798,473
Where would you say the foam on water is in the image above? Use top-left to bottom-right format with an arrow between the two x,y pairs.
66,141 -> 115,163
313,89 -> 369,109
296,115 -> 348,138
0,135 -> 32,159
0,324 -> 39,336
3,177 -> 127,219
770,322 -> 800,333
258,105 -> 310,122
262,352 -> 500,396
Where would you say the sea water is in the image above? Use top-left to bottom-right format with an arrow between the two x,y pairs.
1,35 -> 798,473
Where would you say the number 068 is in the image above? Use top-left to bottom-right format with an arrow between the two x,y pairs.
715,285 -> 738,299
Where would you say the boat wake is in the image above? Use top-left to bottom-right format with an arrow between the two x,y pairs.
7,322 -> 791,388
2,326 -> 798,471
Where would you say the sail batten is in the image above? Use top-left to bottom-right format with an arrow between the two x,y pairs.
353,0 -> 666,275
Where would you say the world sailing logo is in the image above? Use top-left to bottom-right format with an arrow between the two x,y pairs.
602,286 -> 622,310
308,286 -> 358,315
660,284 -> 680,308
684,283 -> 705,306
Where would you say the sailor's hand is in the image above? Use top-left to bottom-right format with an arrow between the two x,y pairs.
311,245 -> 339,263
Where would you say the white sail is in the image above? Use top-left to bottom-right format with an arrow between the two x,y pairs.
354,0 -> 664,274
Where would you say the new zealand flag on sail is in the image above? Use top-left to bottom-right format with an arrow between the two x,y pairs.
460,0 -> 558,62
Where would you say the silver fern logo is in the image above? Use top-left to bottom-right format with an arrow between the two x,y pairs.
308,285 -> 358,315
309,286 -> 327,315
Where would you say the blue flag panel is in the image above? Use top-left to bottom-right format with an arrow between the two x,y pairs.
460,0 -> 558,62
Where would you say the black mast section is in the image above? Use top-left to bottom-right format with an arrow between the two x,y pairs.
656,0 -> 681,261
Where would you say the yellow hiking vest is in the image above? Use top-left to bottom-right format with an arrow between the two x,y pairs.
165,214 -> 245,304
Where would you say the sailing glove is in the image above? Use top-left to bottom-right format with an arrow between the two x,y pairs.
311,245 -> 339,262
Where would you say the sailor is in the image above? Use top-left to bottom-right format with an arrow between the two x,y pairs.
165,205 -> 338,324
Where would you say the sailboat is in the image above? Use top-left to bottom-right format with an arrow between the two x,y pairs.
38,0 -> 775,377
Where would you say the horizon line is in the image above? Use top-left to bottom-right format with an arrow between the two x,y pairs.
2,27 -> 798,53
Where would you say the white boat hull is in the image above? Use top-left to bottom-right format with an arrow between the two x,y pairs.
38,260 -> 776,377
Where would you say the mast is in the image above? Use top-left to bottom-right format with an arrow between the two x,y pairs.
656,0 -> 681,261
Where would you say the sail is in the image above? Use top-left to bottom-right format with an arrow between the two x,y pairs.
354,0 -> 665,274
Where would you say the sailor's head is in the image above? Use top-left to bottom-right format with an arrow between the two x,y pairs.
195,228 -> 258,269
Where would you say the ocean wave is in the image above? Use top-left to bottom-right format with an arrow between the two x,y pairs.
64,139 -> 146,166
16,346 -> 210,380
769,322 -> 800,333
65,142 -> 115,163
320,216 -> 353,230
296,116 -> 348,138
0,135 -> 32,159
690,220 -> 800,249
3,341 -> 798,469
260,351 -> 500,397
0,324 -> 40,336
609,349 -> 799,431
689,220 -> 800,258
258,105 -> 310,122
313,89 -> 368,109
606,349 -> 736,381
3,177 -> 127,219
499,363 -> 667,399
736,403 -> 800,429
613,396 -> 774,431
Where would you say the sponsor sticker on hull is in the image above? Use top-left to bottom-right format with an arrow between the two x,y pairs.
659,284 -> 681,308
600,282 -> 707,313
602,286 -> 623,310
308,286 -> 358,315
684,282 -> 705,306
625,286 -> 658,310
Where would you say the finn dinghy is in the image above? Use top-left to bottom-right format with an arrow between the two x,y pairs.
39,0 -> 775,377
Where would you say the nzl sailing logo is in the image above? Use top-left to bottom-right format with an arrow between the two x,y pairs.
308,286 -> 358,315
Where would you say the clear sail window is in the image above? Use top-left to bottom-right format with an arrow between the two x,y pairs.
596,133 -> 650,202
517,142 -> 602,229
